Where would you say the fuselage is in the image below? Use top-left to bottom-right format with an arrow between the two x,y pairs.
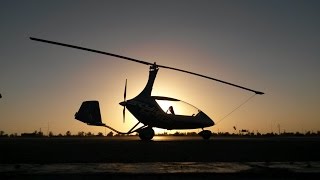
119,63 -> 214,130
123,97 -> 214,129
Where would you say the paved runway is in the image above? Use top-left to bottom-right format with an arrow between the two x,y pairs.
1,162 -> 319,179
1,136 -> 319,163
1,136 -> 320,179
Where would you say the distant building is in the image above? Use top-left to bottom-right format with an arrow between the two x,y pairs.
21,131 -> 44,137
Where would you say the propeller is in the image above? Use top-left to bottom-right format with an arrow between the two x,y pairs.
123,79 -> 127,123
30,37 -> 264,95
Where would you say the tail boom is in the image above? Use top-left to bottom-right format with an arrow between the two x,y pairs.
74,100 -> 140,134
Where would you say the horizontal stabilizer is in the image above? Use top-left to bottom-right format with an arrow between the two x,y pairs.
75,101 -> 105,126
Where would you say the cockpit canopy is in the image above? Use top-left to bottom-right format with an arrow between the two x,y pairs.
153,96 -> 200,116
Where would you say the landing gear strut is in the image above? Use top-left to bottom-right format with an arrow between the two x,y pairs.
138,127 -> 154,141
199,130 -> 212,140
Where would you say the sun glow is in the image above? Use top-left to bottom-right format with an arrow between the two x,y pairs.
155,99 -> 199,116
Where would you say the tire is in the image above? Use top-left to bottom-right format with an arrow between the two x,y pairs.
138,127 -> 155,141
199,130 -> 212,140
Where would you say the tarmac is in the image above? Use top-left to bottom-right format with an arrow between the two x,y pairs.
1,136 -> 320,179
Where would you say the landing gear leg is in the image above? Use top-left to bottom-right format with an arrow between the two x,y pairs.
138,127 -> 154,141
199,130 -> 212,140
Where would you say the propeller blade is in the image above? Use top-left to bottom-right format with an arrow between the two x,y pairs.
30,37 -> 264,95
124,79 -> 127,101
123,106 -> 125,123
122,79 -> 127,123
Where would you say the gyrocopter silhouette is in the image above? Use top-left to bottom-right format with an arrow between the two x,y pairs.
30,37 -> 264,140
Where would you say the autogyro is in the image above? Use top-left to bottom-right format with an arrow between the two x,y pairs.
30,37 -> 264,140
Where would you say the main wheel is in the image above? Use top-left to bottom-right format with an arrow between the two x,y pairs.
199,130 -> 212,140
138,127 -> 155,141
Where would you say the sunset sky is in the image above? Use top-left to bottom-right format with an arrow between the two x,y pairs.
1,0 -> 320,135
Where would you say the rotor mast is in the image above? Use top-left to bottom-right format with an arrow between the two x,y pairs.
30,37 -> 264,95
136,63 -> 159,98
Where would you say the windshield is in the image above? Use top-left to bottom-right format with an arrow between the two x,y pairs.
155,99 -> 200,116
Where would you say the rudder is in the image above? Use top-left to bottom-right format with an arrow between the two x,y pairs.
75,101 -> 105,126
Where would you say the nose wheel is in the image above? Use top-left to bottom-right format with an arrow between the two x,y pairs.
199,130 -> 212,140
138,127 -> 155,141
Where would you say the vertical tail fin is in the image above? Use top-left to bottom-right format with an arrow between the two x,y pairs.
75,101 -> 105,126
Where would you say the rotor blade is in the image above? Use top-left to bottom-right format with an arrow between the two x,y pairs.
30,37 -> 152,66
30,37 -> 264,95
157,64 -> 264,95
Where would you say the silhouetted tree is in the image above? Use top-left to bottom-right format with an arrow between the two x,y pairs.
86,132 -> 93,136
257,132 -> 261,136
294,132 -> 303,136
9,133 -> 18,137
173,131 -> 185,136
38,131 -> 44,136
77,131 -> 85,137
107,131 -> 113,137
66,131 -> 71,137
186,132 -> 197,136
97,132 -> 104,137
0,131 -> 8,137
49,131 -> 54,137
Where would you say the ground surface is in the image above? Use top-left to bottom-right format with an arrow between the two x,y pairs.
1,136 -> 320,179
1,136 -> 319,163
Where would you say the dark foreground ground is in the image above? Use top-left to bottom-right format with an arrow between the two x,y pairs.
1,136 -> 319,163
1,136 -> 320,179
